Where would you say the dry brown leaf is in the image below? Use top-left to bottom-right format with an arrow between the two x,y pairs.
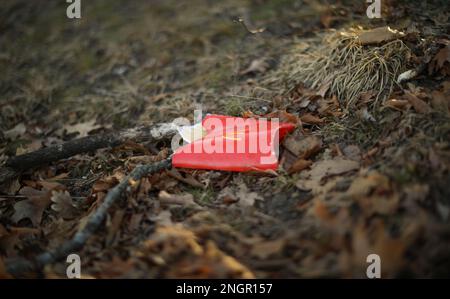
93,256 -> 134,279
64,120 -> 101,137
313,200 -> 335,223
350,221 -> 405,277
429,45 -> 450,73
50,190 -> 79,220
300,113 -> 325,125
265,110 -> 300,125
167,169 -> 205,189
283,135 -> 322,159
158,190 -> 199,207
12,187 -> 52,226
155,233 -> 255,279
346,173 -> 382,197
0,227 -> 39,254
288,159 -> 313,174
384,98 -> 410,111
403,91 -> 431,114
308,157 -> 359,179
296,157 -> 360,193
431,90 -> 449,113
92,173 -> 122,193
357,26 -> 405,45
92,180 -> 114,193
250,239 -> 285,259
38,180 -> 65,191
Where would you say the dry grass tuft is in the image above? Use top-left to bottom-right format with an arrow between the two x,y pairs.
268,29 -> 411,112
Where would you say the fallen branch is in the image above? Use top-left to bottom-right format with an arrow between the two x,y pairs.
0,123 -> 177,184
6,158 -> 172,277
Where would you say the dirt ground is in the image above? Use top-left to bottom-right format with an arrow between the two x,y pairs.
1,0 -> 450,278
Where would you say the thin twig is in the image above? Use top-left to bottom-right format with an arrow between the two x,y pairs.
6,158 -> 172,277
0,123 -> 177,185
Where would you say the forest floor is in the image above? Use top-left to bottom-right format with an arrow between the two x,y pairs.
1,0 -> 449,278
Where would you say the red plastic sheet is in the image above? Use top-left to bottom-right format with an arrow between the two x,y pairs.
173,114 -> 296,172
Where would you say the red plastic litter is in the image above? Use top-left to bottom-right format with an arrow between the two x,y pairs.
172,114 -> 296,172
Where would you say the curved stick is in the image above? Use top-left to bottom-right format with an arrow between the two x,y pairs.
0,123 -> 177,184
6,158 -> 172,277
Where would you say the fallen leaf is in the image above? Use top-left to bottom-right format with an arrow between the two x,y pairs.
347,221 -> 405,278
300,113 -> 325,125
357,26 -> 405,45
0,226 -> 39,257
64,120 -> 101,138
313,200 -> 335,223
283,135 -> 322,159
384,98 -> 410,111
265,110 -> 300,125
308,157 -> 359,180
167,169 -> 205,189
359,91 -> 376,104
288,159 -> 313,174
429,44 -> 450,74
38,180 -> 65,191
250,239 -> 285,259
346,172 -> 388,198
431,90 -> 449,113
12,187 -> 52,226
92,180 -> 115,193
403,91 -> 431,114
93,256 -> 134,278
296,157 -> 360,193
50,190 -> 79,220
158,190 -> 200,207
92,174 -> 121,193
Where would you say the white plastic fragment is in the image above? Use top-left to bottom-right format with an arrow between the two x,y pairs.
177,122 -> 206,144
397,69 -> 418,84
